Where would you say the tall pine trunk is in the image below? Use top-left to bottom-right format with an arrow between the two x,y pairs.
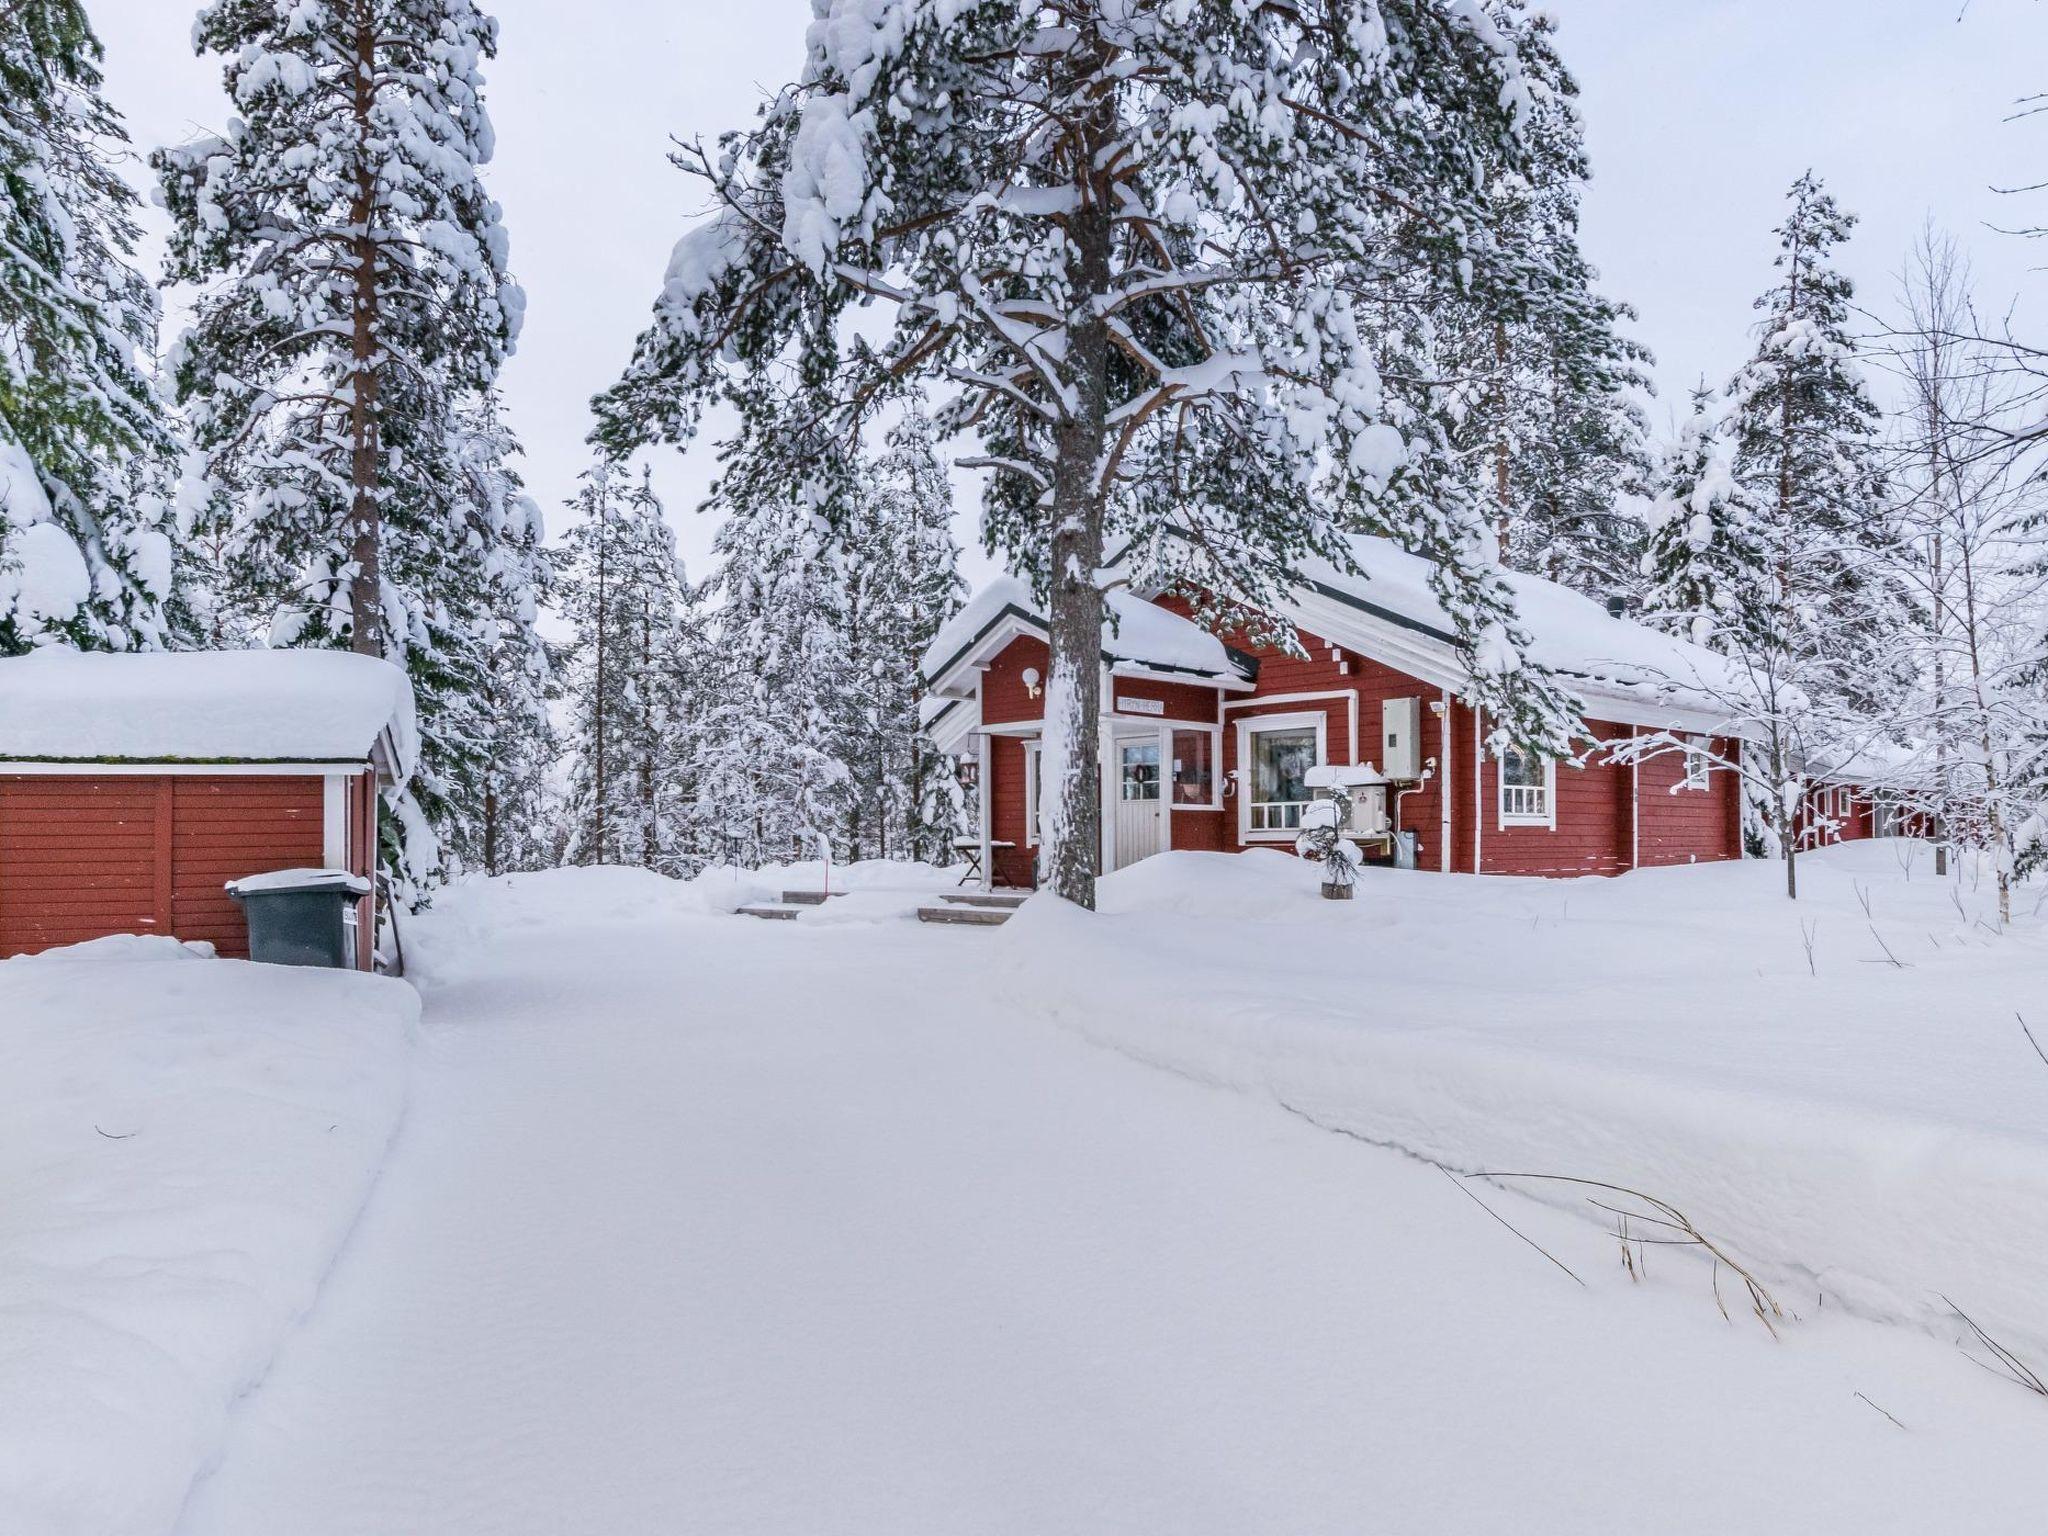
591,528 -> 609,864
641,610 -> 657,870
345,0 -> 383,657
1040,97 -> 1114,910
1493,319 -> 1512,555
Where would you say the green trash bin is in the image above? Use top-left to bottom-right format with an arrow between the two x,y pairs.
226,868 -> 371,968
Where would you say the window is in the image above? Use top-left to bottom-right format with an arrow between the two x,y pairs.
1242,716 -> 1324,835
1683,735 -> 1710,791
1498,744 -> 1554,828
1023,742 -> 1043,846
1120,741 -> 1161,801
1170,729 -> 1216,807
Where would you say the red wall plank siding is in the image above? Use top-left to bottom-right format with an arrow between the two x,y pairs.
0,772 -> 331,959
1466,715 -> 1630,877
1170,808 -> 1228,852
1108,674 -> 1221,724
171,776 -> 325,958
981,636 -> 1049,727
988,735 -> 1036,889
1634,735 -> 1743,867
0,777 -> 161,952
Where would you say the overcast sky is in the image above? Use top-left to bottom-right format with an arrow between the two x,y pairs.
91,0 -> 2047,586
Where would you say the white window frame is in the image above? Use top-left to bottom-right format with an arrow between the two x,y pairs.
1682,734 -> 1711,791
1165,723 -> 1224,812
1236,711 -> 1328,843
1496,745 -> 1557,830
1022,740 -> 1044,847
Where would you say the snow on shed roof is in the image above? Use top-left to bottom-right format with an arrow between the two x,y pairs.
921,576 -> 1252,692
0,648 -> 417,778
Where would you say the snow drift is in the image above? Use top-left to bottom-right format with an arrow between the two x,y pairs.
0,941 -> 414,1536
1003,843 -> 2048,1363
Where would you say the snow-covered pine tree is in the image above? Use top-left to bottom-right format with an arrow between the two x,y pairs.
1,0 -> 178,652
558,463 -> 686,870
156,0 -> 521,887
1716,173 -> 1910,895
1441,6 -> 1653,597
595,0 -> 1584,908
442,392 -> 558,877
835,401 -> 966,863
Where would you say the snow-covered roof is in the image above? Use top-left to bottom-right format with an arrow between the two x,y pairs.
1285,535 -> 1746,721
0,648 -> 418,780
921,576 -> 1255,695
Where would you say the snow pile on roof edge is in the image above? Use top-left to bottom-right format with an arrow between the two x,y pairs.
0,647 -> 418,779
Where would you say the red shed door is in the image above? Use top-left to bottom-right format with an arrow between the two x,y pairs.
0,775 -> 164,956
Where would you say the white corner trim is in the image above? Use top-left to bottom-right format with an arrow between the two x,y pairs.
322,774 -> 348,866
1439,688 -> 1454,874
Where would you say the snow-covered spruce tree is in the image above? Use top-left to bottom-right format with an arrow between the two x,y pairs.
442,392 -> 559,877
1,0 -> 178,652
686,479 -> 853,872
1718,173 -> 1911,896
595,0 -> 1582,908
836,401 -> 966,863
1629,385 -> 1796,857
1640,388 -> 1761,650
156,0 -> 521,887
557,462 -> 687,870
1439,7 -> 1652,597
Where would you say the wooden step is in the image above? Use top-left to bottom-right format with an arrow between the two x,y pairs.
943,891 -> 1029,908
737,903 -> 803,921
916,903 -> 1013,926
779,890 -> 840,906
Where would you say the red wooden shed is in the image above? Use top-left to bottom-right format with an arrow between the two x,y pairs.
0,648 -> 415,965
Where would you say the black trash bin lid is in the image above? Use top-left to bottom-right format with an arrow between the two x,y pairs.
225,867 -> 373,899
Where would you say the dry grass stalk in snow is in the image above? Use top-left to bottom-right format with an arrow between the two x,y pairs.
1946,1299 -> 2048,1399
1476,1175 -> 1786,1337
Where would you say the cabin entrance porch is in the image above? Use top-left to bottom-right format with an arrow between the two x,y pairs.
973,709 -> 1225,890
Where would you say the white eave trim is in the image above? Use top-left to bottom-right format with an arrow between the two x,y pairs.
0,759 -> 374,776
1108,660 -> 1256,693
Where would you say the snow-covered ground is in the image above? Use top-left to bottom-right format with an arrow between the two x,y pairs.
1020,841 -> 2048,1361
0,938 -> 412,1536
161,855 -> 2046,1535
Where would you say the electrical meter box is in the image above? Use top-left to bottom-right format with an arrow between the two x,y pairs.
1382,696 -> 1422,781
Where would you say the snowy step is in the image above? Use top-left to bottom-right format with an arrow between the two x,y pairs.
737,903 -> 804,921
916,903 -> 1013,927
942,891 -> 1029,909
779,890 -> 842,906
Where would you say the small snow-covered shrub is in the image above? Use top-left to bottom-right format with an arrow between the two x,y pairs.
1295,790 -> 1360,900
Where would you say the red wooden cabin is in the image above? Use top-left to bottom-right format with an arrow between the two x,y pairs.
923,535 -> 1751,886
0,648 -> 415,965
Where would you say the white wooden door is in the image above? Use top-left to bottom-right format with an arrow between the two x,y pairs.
1114,740 -> 1163,870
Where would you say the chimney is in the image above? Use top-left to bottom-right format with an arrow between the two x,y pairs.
1605,594 -> 1627,619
